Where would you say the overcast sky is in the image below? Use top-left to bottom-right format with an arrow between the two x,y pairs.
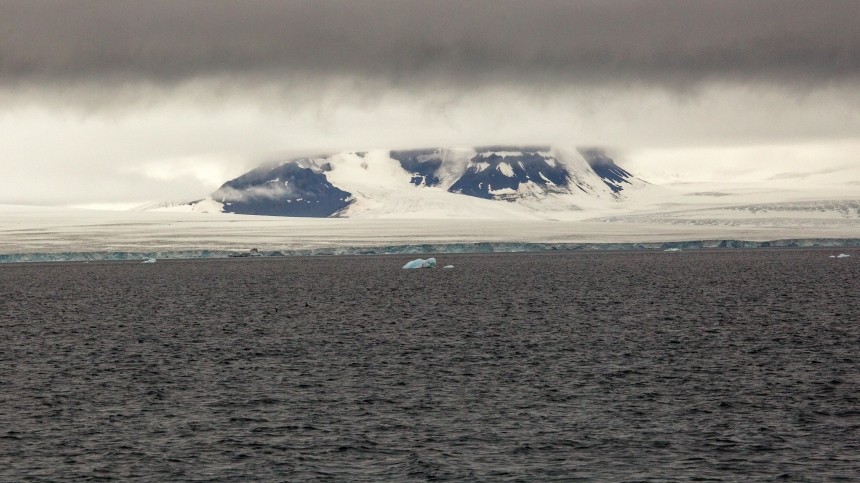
2,0 -> 859,205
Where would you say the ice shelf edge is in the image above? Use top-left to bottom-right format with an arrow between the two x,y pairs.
1,239 -> 859,263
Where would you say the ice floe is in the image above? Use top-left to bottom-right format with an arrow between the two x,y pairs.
403,257 -> 437,269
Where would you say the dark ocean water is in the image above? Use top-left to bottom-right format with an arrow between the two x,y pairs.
1,250 -> 858,481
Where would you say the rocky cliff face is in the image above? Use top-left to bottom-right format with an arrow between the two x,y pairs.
211,161 -> 352,217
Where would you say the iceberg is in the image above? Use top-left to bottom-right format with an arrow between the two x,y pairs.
836,253 -> 851,258
403,257 -> 437,269
142,257 -> 157,263
664,248 -> 682,252
443,265 -> 454,269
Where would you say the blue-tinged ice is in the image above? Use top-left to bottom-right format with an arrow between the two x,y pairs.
1,239 -> 858,264
403,257 -> 437,269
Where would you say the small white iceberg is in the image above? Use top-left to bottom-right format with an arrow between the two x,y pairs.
403,257 -> 437,269
836,253 -> 851,258
664,248 -> 682,252
443,265 -> 454,269
142,257 -> 157,264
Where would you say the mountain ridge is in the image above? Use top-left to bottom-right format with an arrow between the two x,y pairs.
197,146 -> 649,218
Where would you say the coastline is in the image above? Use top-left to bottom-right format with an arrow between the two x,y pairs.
2,238 -> 858,263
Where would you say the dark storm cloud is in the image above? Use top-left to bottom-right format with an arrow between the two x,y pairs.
2,0 -> 859,91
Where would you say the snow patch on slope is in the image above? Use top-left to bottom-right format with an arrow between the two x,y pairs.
321,150 -> 542,219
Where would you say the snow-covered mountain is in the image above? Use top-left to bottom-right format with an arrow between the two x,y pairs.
5,146 -> 858,259
195,146 -> 651,218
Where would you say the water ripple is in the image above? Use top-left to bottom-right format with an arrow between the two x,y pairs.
1,250 -> 858,480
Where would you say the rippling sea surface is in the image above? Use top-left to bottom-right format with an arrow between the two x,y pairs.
1,250 -> 858,481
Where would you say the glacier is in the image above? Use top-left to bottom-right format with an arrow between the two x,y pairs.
1,202 -> 858,263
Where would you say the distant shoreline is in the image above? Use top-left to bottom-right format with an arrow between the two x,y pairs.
2,238 -> 858,264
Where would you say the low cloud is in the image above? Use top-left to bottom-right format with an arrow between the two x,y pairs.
129,155 -> 250,189
212,183 -> 294,202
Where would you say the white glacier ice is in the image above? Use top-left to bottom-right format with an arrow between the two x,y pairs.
0,205 -> 858,263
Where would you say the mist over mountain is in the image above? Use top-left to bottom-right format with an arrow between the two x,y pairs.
197,146 -> 647,218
